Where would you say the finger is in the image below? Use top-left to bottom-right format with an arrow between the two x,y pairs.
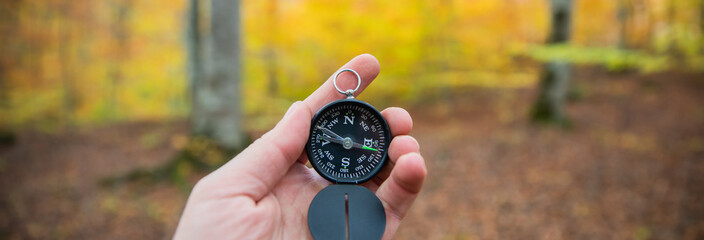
365,107 -> 413,188
204,101 -> 312,201
365,107 -> 413,187
376,152 -> 427,220
381,107 -> 413,137
388,136 -> 420,161
368,135 -> 419,188
302,54 -> 380,114
296,152 -> 310,165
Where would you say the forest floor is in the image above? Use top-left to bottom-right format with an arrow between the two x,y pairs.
1,68 -> 703,239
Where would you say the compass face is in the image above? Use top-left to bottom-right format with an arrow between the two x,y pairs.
306,99 -> 391,184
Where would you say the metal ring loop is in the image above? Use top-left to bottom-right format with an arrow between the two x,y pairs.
333,69 -> 361,97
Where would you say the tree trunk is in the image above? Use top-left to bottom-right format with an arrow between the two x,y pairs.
264,0 -> 278,95
0,2 -> 13,117
618,0 -> 628,49
546,0 -> 571,44
109,0 -> 130,119
187,0 -> 204,130
531,0 -> 572,125
191,0 -> 245,150
59,1 -> 77,130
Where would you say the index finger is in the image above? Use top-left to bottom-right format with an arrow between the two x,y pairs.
303,54 -> 380,114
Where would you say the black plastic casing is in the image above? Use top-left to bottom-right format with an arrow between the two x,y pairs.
307,184 -> 386,240
305,98 -> 391,184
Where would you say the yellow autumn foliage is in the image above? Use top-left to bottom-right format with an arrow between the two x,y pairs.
0,0 -> 701,131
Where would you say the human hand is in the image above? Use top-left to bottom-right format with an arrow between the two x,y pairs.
173,54 -> 427,240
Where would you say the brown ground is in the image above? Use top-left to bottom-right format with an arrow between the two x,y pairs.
1,68 -> 703,239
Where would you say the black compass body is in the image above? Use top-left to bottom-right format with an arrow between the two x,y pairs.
306,98 -> 391,184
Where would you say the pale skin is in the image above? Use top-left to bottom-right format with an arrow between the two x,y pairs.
174,54 -> 427,240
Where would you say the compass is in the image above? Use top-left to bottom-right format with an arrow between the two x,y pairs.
306,69 -> 389,240
307,100 -> 390,184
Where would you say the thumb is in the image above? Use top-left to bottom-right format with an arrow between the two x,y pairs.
206,101 -> 311,201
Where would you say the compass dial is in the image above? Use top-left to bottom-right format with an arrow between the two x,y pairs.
306,99 -> 391,184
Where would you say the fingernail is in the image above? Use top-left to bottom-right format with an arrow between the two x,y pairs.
284,101 -> 301,118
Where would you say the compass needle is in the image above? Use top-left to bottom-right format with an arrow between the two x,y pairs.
362,145 -> 378,151
317,125 -> 344,140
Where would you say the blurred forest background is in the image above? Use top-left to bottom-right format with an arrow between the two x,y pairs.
1,0 -> 703,239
